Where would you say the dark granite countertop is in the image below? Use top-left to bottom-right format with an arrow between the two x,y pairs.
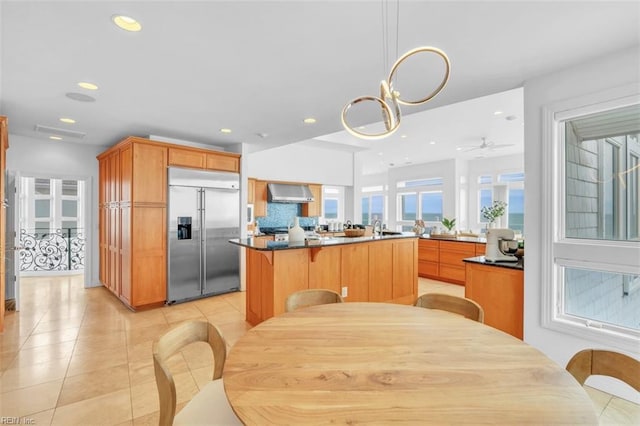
229,233 -> 418,251
420,235 -> 487,243
463,255 -> 524,270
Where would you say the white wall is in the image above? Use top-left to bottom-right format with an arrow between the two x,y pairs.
7,134 -> 105,288
523,47 -> 640,401
248,142 -> 353,186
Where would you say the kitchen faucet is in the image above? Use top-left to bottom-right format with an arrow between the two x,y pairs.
372,219 -> 382,236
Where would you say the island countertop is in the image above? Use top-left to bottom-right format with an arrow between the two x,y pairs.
229,233 -> 418,251
463,255 -> 524,271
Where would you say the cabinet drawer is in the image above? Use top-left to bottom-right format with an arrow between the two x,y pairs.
168,148 -> 205,168
439,264 -> 466,282
440,240 -> 476,254
206,153 -> 239,172
418,245 -> 438,261
418,260 -> 438,277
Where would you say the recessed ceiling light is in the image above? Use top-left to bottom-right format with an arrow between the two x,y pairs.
78,82 -> 98,90
494,111 -> 503,115
220,128 -> 232,134
429,141 -> 436,145
303,117 -> 316,124
112,15 -> 142,32
49,136 -> 62,140
456,147 -> 463,151
66,92 -> 96,102
400,134 -> 407,138
377,152 -> 383,156
59,118 -> 76,124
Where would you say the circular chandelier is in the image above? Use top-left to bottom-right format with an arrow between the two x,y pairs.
341,46 -> 451,140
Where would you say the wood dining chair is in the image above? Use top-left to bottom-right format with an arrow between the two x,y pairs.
566,349 -> 640,391
153,320 -> 241,426
414,293 -> 485,323
285,288 -> 345,312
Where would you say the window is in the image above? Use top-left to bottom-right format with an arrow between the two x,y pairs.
543,97 -> 640,349
362,194 -> 384,225
396,177 -> 444,231
322,186 -> 344,221
476,173 -> 524,232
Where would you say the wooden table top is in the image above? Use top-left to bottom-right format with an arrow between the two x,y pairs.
223,302 -> 597,425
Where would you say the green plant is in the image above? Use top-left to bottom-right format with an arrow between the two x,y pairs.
481,200 -> 507,224
442,217 -> 456,231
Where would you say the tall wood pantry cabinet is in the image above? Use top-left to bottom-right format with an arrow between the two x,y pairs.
97,137 -> 240,310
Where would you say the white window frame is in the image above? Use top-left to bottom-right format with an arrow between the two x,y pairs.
541,85 -> 640,352
358,185 -> 389,225
395,178 -> 445,231
322,186 -> 343,222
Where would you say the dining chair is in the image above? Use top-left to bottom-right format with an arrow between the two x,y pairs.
566,349 -> 640,391
153,320 -> 241,426
414,293 -> 485,323
285,288 -> 345,312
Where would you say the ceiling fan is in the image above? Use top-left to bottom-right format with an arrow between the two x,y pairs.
457,137 -> 515,152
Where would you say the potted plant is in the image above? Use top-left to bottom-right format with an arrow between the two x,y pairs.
481,200 -> 507,228
441,217 -> 456,234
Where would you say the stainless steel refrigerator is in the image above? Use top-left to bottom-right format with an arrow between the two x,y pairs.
168,167 -> 240,304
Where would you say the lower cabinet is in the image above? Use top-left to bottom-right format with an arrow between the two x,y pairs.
418,238 -> 486,285
245,238 -> 418,325
465,262 -> 524,339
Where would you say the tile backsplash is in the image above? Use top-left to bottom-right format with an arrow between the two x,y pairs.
257,203 -> 317,228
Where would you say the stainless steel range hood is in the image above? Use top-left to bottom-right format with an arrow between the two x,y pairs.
267,183 -> 315,203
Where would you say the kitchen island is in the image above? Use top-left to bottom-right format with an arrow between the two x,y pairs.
230,234 -> 418,325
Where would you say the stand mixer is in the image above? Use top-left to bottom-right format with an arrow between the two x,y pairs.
485,228 -> 519,262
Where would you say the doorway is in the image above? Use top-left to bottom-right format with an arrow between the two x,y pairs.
5,171 -> 92,311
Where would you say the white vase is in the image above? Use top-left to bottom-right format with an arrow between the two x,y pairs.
288,217 -> 305,243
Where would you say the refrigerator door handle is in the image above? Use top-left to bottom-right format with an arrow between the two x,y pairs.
200,188 -> 206,295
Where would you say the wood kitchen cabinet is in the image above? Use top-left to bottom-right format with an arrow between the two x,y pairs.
418,238 -> 485,285
418,239 -> 439,278
465,261 -> 524,339
98,137 -> 168,309
99,137 -> 239,310
253,179 -> 268,217
247,177 -> 256,205
168,146 -> 240,173
301,183 -> 322,217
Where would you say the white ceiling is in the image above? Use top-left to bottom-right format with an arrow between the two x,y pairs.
1,1 -> 639,174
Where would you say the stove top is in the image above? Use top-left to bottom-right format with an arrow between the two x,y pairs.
259,226 -> 315,235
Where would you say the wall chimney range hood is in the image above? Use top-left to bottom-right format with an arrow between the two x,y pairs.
267,183 -> 315,203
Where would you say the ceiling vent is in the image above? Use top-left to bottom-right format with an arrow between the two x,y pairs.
34,124 -> 86,140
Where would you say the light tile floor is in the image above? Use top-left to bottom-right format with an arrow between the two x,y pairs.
0,275 -> 637,425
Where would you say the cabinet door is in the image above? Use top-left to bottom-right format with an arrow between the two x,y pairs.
168,147 -> 205,169
308,246 -> 341,294
247,178 -> 256,205
392,239 -> 417,301
465,263 -> 523,339
475,243 -> 486,256
301,184 -> 322,217
206,152 -> 239,172
133,143 -> 167,204
119,206 -> 131,305
341,244 -> 369,302
254,180 -> 268,217
131,206 -> 166,306
120,146 -> 132,203
368,240 -> 393,302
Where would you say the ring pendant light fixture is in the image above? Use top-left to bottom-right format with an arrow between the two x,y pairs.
341,2 -> 451,140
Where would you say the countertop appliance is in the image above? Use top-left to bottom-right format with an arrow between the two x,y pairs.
168,167 -> 240,304
484,228 -> 519,262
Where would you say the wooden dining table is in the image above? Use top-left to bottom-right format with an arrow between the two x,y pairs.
223,302 -> 598,425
